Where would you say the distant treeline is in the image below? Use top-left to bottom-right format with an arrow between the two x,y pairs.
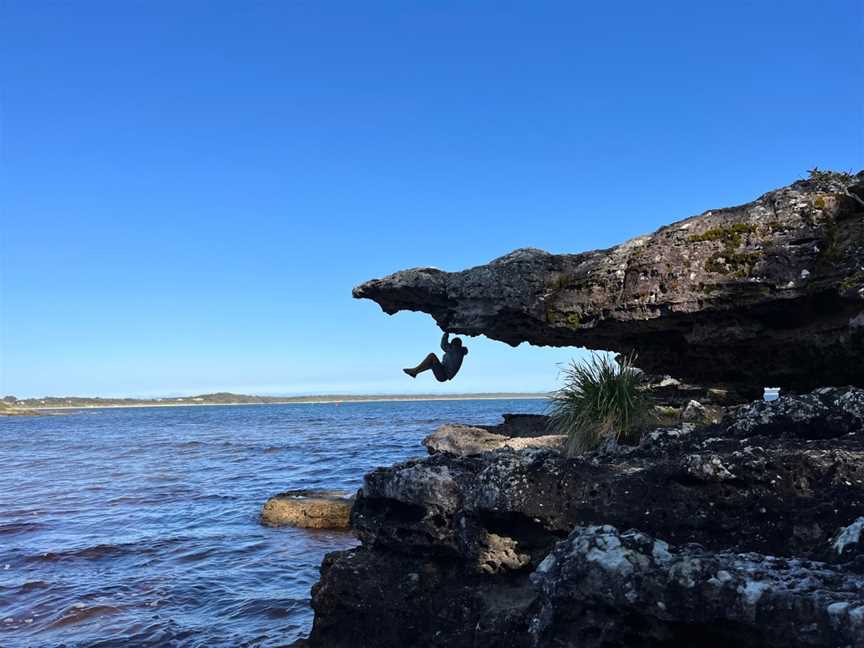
4,391 -> 550,410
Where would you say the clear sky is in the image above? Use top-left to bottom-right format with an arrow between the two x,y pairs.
1,1 -> 862,398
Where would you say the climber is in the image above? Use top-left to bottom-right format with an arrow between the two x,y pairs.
403,332 -> 468,382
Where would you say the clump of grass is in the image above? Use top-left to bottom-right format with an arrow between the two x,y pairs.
547,353 -> 650,455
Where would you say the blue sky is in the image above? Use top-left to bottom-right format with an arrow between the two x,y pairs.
1,1 -> 861,398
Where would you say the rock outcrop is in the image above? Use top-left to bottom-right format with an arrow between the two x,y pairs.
305,389 -> 864,647
424,423 -> 566,457
261,490 -> 354,529
354,173 -> 864,397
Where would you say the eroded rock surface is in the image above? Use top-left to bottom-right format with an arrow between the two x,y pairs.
354,174 -> 864,396
424,423 -> 566,457
727,386 -> 864,439
529,525 -> 864,648
305,390 -> 864,647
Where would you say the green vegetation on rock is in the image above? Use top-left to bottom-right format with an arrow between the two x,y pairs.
547,353 -> 651,455
704,250 -> 762,276
689,223 -> 756,247
807,168 -> 864,208
689,222 -> 762,277
564,313 -> 581,328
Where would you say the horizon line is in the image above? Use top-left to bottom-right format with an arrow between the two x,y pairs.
11,390 -> 552,402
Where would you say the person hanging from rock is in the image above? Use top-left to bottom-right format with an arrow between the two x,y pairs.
403,332 -> 468,381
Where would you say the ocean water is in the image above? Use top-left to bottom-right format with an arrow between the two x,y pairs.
0,399 -> 546,648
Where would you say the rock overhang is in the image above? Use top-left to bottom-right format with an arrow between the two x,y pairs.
354,173 -> 864,396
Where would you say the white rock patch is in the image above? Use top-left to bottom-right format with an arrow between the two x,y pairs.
832,517 -> 864,555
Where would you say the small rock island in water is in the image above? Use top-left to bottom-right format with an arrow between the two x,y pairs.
291,171 -> 864,648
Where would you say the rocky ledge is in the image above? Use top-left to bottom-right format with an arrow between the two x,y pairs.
354,173 -> 864,397
424,413 -> 566,457
304,388 -> 864,647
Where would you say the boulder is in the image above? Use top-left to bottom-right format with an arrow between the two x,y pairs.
261,490 -> 354,530
681,399 -> 711,424
424,423 -> 566,457
354,173 -> 864,397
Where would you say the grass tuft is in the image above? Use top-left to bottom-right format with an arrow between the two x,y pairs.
547,353 -> 651,455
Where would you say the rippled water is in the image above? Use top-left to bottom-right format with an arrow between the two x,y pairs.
0,399 -> 546,647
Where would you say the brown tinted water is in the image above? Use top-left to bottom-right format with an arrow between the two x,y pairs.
0,399 -> 545,647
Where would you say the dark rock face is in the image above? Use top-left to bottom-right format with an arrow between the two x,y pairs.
479,413 -> 550,438
529,525 -> 864,648
641,373 -> 739,406
310,549 -> 537,648
354,174 -> 864,396
727,386 -> 864,439
306,389 -> 864,647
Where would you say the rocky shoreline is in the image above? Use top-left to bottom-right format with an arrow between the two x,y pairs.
292,172 -> 863,647
298,390 -> 863,647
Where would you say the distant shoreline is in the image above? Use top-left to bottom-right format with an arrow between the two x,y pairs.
22,394 -> 550,412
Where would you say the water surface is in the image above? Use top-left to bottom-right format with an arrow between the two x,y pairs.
0,399 -> 545,647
